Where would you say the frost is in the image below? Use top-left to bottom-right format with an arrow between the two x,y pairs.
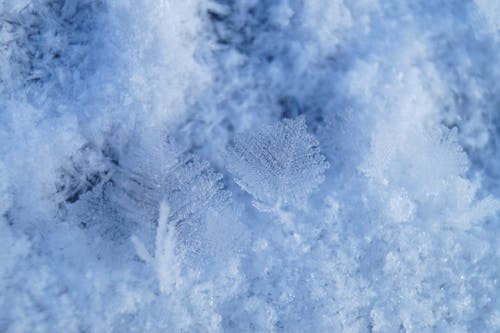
0,0 -> 103,95
131,200 -> 179,293
475,0 -> 500,32
0,0 -> 499,332
67,135 -> 232,249
227,116 -> 329,210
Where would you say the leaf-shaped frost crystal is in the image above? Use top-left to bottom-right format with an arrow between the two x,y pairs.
67,136 -> 231,246
227,116 -> 329,209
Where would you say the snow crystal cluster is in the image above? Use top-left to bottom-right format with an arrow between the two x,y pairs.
0,0 -> 499,332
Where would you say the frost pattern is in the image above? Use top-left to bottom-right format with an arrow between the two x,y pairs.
227,116 -> 328,209
0,0 -> 499,332
67,136 -> 232,249
0,0 -> 103,95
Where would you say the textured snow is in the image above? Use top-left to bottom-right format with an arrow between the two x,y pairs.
0,0 -> 499,332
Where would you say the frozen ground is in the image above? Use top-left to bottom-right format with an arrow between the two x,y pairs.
0,0 -> 499,332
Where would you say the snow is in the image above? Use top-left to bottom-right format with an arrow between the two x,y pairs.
0,0 -> 499,332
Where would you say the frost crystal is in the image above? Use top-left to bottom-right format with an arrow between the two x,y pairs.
69,136 -> 231,247
1,0 -> 499,332
227,116 -> 329,209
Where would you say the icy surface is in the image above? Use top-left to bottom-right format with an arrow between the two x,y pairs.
0,0 -> 499,332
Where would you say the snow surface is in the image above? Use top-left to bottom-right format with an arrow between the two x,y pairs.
0,0 -> 499,332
